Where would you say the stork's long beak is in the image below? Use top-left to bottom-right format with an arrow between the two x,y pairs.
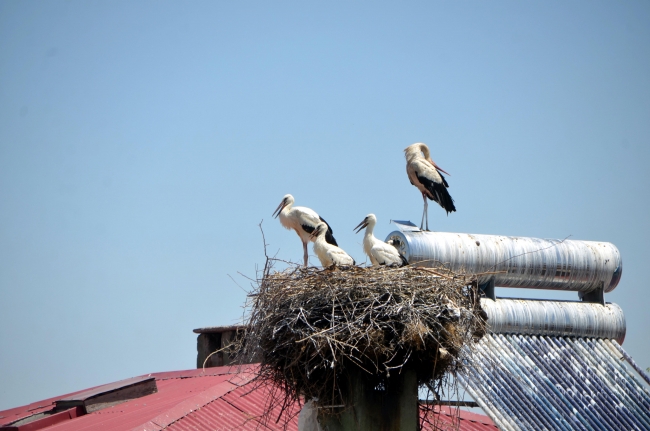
310,226 -> 321,240
430,159 -> 450,176
272,201 -> 286,218
354,219 -> 368,234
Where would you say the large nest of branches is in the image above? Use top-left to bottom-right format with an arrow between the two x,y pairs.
237,261 -> 487,417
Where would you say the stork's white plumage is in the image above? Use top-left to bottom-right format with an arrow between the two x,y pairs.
273,194 -> 337,266
404,143 -> 456,231
354,214 -> 408,267
311,222 -> 355,267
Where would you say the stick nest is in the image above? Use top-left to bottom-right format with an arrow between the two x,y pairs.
237,262 -> 487,414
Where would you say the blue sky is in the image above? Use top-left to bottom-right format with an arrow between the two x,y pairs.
1,1 -> 649,410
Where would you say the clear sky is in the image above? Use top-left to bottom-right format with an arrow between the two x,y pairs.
1,1 -> 649,410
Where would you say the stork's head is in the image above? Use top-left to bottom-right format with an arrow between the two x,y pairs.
354,214 -> 377,233
404,143 -> 428,161
310,222 -> 328,240
404,142 -> 450,175
272,194 -> 294,218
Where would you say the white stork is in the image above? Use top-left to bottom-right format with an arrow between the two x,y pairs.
404,143 -> 456,231
273,194 -> 338,267
354,214 -> 408,267
311,222 -> 355,267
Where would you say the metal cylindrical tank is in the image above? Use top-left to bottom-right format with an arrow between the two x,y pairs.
481,298 -> 626,344
385,231 -> 622,293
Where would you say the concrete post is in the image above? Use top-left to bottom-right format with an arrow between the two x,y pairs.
318,367 -> 418,431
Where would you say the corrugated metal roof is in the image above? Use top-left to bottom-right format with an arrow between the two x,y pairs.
0,367 -> 251,431
31,374 -> 241,431
460,334 -> 650,431
422,407 -> 499,431
0,365 -> 496,431
164,383 -> 289,431
166,398 -> 267,431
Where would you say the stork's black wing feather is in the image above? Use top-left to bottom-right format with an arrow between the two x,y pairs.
301,224 -> 315,235
438,173 -> 449,188
318,216 -> 338,246
399,253 -> 409,267
416,172 -> 456,214
377,258 -> 407,268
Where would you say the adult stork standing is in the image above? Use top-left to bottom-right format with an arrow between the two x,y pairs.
404,143 -> 456,231
311,222 -> 355,267
273,194 -> 338,267
354,214 -> 408,267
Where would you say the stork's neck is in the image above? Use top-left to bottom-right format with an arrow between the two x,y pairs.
363,222 -> 376,239
362,221 -> 380,252
281,201 -> 293,214
314,232 -> 327,245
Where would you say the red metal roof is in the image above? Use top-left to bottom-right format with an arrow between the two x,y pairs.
424,407 -> 499,431
0,365 -> 497,430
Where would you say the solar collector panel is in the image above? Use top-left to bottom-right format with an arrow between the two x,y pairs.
574,339 -> 650,429
462,335 -> 650,431
488,335 -> 580,431
459,361 -> 522,431
469,342 -> 563,431
518,336 -> 622,431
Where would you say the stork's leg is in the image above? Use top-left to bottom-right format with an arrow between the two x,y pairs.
421,193 -> 429,231
424,199 -> 429,232
420,194 -> 426,230
303,242 -> 309,267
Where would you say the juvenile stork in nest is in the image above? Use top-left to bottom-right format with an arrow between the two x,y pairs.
404,143 -> 456,231
354,214 -> 408,267
312,222 -> 355,267
273,194 -> 337,266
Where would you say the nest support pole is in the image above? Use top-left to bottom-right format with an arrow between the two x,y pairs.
318,366 -> 418,431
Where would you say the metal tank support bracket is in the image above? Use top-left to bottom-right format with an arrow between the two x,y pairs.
578,282 -> 605,305
479,279 -> 496,301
